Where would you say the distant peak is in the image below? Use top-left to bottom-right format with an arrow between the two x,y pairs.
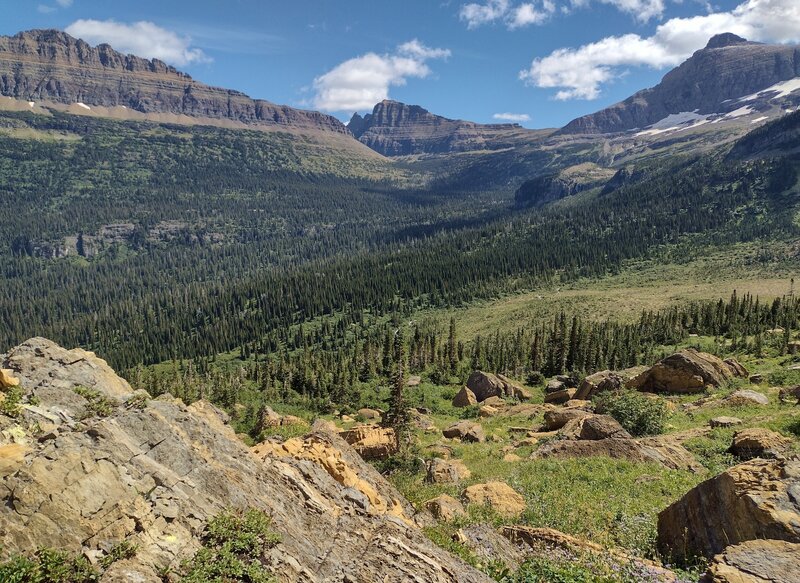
705,33 -> 750,49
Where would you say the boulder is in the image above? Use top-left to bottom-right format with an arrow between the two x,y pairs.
544,388 -> 576,405
535,436 -> 702,472
564,399 -> 592,409
729,428 -> 791,459
627,349 -> 737,394
466,371 -> 506,401
725,390 -> 769,407
462,482 -> 526,518
452,387 -> 478,408
424,495 -> 467,522
339,425 -> 398,460
407,375 -> 422,387
574,370 -> 624,400
543,408 -> 591,431
482,395 -> 506,407
478,405 -> 499,418
497,374 -> 531,401
503,453 -> 522,462
657,458 -> 800,562
560,414 -> 632,441
749,374 -> 764,384
357,408 -> 382,422
257,405 -> 283,430
723,358 -> 749,378
280,414 -> 308,427
709,416 -> 742,428
704,539 -> 800,583
426,458 -> 471,484
545,379 -> 566,394
443,421 -> 485,443
779,385 -> 800,404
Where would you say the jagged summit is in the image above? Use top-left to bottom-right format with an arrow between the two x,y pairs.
347,99 -> 531,156
560,33 -> 800,135
0,29 -> 349,134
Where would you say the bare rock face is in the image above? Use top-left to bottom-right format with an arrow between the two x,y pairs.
703,539 -> 800,583
455,523 -> 529,572
657,458 -> 800,562
338,424 -> 398,460
728,428 -> 791,460
627,348 -> 743,394
560,34 -> 800,135
560,414 -> 632,441
425,495 -> 467,522
462,482 -> 526,518
0,338 -> 492,582
466,371 -> 524,402
348,100 -> 531,156
543,408 -> 592,431
0,30 -> 349,134
533,437 -> 701,471
544,388 -> 576,405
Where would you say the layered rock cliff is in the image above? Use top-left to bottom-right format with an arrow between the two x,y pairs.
0,30 -> 349,134
0,338 -> 491,582
349,100 -> 534,156
560,33 -> 800,135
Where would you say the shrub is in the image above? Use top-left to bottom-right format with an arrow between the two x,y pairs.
0,386 -> 23,418
73,386 -> 115,418
178,508 -> 280,582
594,391 -> 668,437
0,548 -> 99,582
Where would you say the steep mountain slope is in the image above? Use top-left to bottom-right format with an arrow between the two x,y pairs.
349,100 -> 547,156
560,33 -> 800,135
0,29 -> 349,134
0,337 -> 492,582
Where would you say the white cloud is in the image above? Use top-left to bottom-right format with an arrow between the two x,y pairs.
37,5 -> 57,13
312,40 -> 450,112
493,112 -> 531,121
460,0 -> 662,29
65,20 -> 210,67
56,0 -> 73,6
520,0 -> 800,100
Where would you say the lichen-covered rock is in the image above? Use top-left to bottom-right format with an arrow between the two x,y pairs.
462,482 -> 526,518
657,458 -> 800,562
467,371 -> 512,402
559,414 -> 632,441
703,539 -> 800,583
709,416 -> 743,428
544,388 -> 576,405
533,437 -> 700,471
542,408 -> 591,431
455,523 -> 528,572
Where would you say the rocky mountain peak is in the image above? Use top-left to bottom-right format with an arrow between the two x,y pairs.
705,32 -> 753,49
0,29 -> 349,134
559,34 -> 800,135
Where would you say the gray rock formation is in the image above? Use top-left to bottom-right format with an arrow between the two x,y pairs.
0,338 -> 491,582
0,29 -> 349,134
348,100 -> 531,156
560,34 -> 800,135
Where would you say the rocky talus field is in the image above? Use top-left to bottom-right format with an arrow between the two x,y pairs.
1,339 -> 798,582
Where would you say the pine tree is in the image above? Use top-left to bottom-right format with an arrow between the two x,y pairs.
384,329 -> 411,451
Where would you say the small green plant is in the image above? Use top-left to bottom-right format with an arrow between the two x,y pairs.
595,391 -> 668,437
459,404 -> 481,419
99,541 -> 137,569
73,386 -> 115,418
178,508 -> 280,582
0,386 -> 24,418
124,392 -> 149,411
0,548 -> 99,582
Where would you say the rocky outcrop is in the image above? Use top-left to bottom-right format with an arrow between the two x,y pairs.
425,495 -> 467,521
724,390 -> 769,407
627,348 -> 745,394
513,163 -> 616,208
560,414 -> 632,441
443,420 -> 486,443
426,457 -> 471,484
657,458 -> 800,562
574,370 -> 624,400
560,34 -> 800,135
0,30 -> 349,134
338,425 -> 398,460
703,539 -> 800,583
543,408 -> 591,431
0,338 -> 491,582
466,371 -> 529,402
533,437 -> 701,471
452,386 -> 478,407
348,100 -> 531,156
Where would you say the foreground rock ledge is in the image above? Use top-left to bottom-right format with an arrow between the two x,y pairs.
0,337 -> 492,582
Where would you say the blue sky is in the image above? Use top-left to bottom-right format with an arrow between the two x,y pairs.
2,0 -> 797,128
